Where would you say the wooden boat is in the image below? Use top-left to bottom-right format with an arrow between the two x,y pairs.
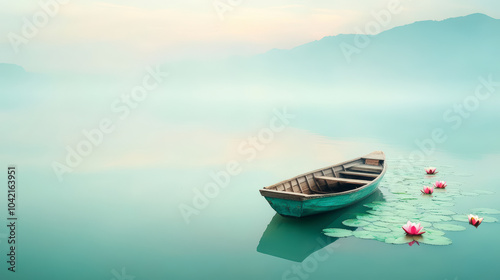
259,151 -> 386,217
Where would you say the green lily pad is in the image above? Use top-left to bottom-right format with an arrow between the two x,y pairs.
418,204 -> 441,210
399,196 -> 418,201
385,217 -> 410,224
419,235 -> 452,246
434,201 -> 455,207
421,215 -> 452,222
373,221 -> 391,227
353,230 -> 376,239
424,228 -> 446,236
412,221 -> 432,228
452,214 -> 469,222
385,235 -> 416,245
394,203 -> 417,210
367,210 -> 398,216
482,216 -> 499,223
357,215 -> 380,222
323,228 -> 353,238
390,189 -> 409,195
395,211 -> 421,219
432,223 -> 466,231
470,208 -> 500,215
429,209 -> 456,216
371,232 -> 394,242
432,196 -> 453,201
363,225 -> 392,232
342,219 -> 370,227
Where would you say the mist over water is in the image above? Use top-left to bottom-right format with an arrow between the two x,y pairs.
1,13 -> 500,280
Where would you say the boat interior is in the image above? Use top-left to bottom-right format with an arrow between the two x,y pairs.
264,157 -> 385,195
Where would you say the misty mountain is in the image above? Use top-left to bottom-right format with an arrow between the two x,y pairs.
168,13 -> 500,93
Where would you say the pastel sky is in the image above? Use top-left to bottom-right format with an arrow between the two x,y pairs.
1,0 -> 499,73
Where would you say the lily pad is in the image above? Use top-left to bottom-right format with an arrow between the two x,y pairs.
395,211 -> 421,219
412,221 -> 432,228
452,214 -> 469,222
432,196 -> 453,201
323,228 -> 353,238
357,215 -> 380,222
353,230 -> 376,239
432,223 -> 466,231
399,196 -> 418,201
470,208 -> 500,215
385,235 -> 415,245
395,204 -> 417,211
370,232 -> 395,242
390,189 -> 409,195
429,209 -> 456,216
363,225 -> 392,233
434,201 -> 455,207
419,235 -> 452,246
373,221 -> 391,227
342,219 -> 370,227
423,228 -> 446,236
417,203 -> 440,210
367,210 -> 398,216
482,216 -> 499,223
385,217 -> 410,224
421,215 -> 452,222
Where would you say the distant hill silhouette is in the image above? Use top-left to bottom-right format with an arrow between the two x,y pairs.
168,13 -> 500,92
0,63 -> 27,80
0,63 -> 41,109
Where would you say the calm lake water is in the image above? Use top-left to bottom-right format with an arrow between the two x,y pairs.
1,73 -> 500,280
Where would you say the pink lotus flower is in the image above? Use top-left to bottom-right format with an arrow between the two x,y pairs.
433,181 -> 447,189
468,214 -> 483,228
402,221 -> 426,236
421,186 -> 434,194
425,167 -> 438,174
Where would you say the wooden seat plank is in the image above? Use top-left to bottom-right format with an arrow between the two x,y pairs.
349,164 -> 382,173
338,171 -> 379,178
314,176 -> 371,185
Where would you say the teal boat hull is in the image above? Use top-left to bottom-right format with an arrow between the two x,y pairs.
264,175 -> 383,217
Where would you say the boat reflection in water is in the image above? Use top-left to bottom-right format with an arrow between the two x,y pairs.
256,189 -> 384,262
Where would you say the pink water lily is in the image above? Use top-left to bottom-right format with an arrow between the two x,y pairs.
425,167 -> 438,174
402,221 -> 426,236
421,186 -> 434,194
468,214 -> 483,228
433,181 -> 447,189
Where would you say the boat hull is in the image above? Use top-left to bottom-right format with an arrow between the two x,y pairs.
263,177 -> 382,217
